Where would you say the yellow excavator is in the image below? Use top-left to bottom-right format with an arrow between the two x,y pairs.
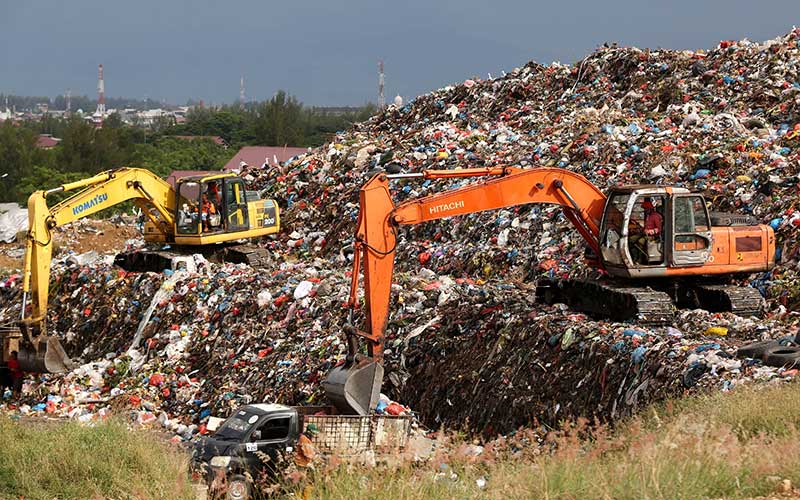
3,167 -> 280,372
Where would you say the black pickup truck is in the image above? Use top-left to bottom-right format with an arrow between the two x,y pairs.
192,403 -> 411,499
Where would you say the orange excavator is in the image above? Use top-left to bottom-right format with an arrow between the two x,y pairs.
323,165 -> 775,414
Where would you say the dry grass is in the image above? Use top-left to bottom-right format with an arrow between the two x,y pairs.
297,382 -> 800,500
0,417 -> 194,500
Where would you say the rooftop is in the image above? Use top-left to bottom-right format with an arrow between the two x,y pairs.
223,146 -> 308,172
35,134 -> 61,149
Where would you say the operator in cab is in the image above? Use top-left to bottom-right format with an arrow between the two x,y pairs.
201,194 -> 217,232
643,198 -> 663,237
629,197 -> 664,265
208,181 -> 222,206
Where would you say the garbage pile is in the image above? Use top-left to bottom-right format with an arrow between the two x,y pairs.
243,29 -> 800,302
0,217 -> 140,271
395,290 -> 799,433
3,30 -> 800,437
1,261 -> 346,420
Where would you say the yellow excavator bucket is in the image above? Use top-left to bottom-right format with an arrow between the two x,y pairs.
322,360 -> 383,415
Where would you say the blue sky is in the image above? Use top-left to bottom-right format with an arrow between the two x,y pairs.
1,1 -> 798,106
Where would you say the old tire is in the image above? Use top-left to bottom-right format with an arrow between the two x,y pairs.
736,340 -> 779,359
762,346 -> 800,368
227,474 -> 251,500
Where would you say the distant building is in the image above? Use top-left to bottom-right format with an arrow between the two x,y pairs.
136,108 -> 170,127
223,146 -> 308,172
35,134 -> 61,149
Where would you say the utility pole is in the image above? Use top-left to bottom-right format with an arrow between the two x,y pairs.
240,75 -> 246,109
378,60 -> 385,111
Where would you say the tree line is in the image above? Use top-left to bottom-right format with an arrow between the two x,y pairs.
170,91 -> 376,147
0,91 -> 376,205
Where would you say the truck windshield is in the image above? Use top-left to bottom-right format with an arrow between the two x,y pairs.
214,410 -> 259,440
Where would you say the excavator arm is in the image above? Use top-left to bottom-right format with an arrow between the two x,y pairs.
13,167 -> 176,372
324,166 -> 608,414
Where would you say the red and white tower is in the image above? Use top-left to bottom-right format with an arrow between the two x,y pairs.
96,64 -> 106,115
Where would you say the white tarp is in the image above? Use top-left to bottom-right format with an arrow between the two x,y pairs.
0,203 -> 28,244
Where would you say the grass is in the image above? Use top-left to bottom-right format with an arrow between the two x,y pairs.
0,417 -> 194,500
298,382 -> 800,500
3,383 -> 800,499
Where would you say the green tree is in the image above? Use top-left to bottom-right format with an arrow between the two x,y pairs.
0,122 -> 36,201
15,165 -> 90,206
2,92 -> 378,205
254,91 -> 304,146
131,137 -> 230,177
56,118 -> 97,173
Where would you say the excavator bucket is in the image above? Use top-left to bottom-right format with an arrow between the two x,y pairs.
18,336 -> 72,373
15,324 -> 73,373
323,361 -> 383,415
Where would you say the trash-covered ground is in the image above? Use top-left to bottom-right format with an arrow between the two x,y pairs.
0,217 -> 139,271
2,30 -> 800,438
1,259 -> 797,437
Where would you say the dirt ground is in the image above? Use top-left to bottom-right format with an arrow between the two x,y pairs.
0,219 -> 139,272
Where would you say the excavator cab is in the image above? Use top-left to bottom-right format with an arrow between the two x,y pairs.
165,173 -> 279,243
598,187 -> 716,278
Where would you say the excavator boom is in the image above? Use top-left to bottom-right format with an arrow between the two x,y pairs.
13,168 -> 177,372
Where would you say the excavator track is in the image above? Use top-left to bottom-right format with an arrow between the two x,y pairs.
220,244 -> 274,267
536,278 -> 674,324
114,249 -> 180,273
536,278 -> 766,322
115,244 -> 274,273
690,284 -> 764,318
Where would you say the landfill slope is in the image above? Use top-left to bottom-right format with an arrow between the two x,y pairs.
2,30 -> 800,436
248,31 -> 799,288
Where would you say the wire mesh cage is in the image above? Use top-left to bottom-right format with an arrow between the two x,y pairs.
303,415 -> 412,456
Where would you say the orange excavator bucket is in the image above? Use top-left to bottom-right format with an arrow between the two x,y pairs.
323,360 -> 383,415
